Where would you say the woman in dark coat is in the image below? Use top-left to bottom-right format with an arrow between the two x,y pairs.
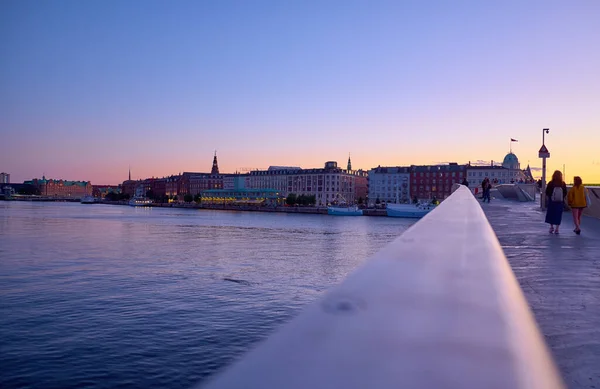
545,170 -> 568,234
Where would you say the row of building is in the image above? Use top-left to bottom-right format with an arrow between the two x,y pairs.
119,151 -> 534,206
2,151 -> 534,205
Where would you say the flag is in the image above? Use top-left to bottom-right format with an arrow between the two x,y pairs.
511,138 -> 518,142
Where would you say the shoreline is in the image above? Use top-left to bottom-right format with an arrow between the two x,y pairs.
106,201 -> 389,216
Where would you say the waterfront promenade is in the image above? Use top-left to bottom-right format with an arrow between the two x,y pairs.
482,200 -> 600,389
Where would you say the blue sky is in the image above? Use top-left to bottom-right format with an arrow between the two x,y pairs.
1,0 -> 599,184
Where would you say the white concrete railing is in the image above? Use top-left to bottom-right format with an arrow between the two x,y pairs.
198,186 -> 565,389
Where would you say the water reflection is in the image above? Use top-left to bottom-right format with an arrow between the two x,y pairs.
0,201 -> 413,389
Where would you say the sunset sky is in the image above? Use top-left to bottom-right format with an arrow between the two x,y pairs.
2,0 -> 599,184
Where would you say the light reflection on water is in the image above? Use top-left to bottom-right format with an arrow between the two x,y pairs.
0,201 -> 413,389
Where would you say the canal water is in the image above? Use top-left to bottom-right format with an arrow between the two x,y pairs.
0,201 -> 414,389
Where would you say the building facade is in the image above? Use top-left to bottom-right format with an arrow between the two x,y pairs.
243,161 -> 368,206
121,180 -> 139,197
410,163 -> 467,200
368,166 -> 411,206
27,177 -> 92,198
92,185 -> 121,198
466,154 -> 530,188
0,172 -> 9,184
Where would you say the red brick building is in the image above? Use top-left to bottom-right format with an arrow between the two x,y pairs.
27,177 -> 92,198
410,163 -> 466,200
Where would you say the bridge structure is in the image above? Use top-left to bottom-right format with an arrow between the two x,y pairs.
198,186 -> 599,389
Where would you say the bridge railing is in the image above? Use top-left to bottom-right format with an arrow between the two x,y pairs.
198,186 -> 565,389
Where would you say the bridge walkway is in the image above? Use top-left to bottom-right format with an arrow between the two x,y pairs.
482,199 -> 600,389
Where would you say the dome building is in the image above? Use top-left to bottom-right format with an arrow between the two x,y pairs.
502,152 -> 520,170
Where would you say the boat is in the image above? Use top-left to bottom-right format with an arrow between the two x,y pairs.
80,195 -> 96,204
327,204 -> 363,216
128,197 -> 152,207
386,202 -> 435,218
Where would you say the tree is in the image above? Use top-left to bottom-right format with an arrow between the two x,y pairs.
375,197 -> 381,204
105,192 -> 119,201
17,185 -> 40,195
297,194 -> 306,205
184,194 -> 193,203
357,197 -> 363,205
194,193 -> 202,204
172,195 -> 178,202
286,193 -> 297,206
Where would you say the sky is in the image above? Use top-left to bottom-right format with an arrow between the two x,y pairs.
1,0 -> 599,184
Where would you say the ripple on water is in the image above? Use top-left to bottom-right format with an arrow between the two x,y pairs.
0,202 -> 414,388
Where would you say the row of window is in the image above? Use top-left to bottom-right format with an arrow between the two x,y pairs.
416,172 -> 464,178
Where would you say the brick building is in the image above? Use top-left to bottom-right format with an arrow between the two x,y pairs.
410,163 -> 467,200
27,177 -> 92,198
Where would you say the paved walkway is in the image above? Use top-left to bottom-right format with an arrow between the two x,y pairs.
482,199 -> 600,389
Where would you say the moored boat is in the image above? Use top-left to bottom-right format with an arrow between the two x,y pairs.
327,205 -> 363,216
386,202 -> 435,218
128,197 -> 152,207
80,195 -> 96,204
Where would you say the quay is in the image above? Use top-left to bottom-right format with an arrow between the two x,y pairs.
197,186 -> 599,389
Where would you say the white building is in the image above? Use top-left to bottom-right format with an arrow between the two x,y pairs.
368,166 -> 411,206
0,172 -> 9,184
466,153 -> 527,188
466,165 -> 511,188
244,161 -> 368,206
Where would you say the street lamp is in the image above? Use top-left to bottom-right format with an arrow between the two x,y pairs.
541,128 -> 550,210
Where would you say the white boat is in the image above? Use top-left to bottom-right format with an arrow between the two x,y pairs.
80,195 -> 96,204
327,205 -> 363,216
128,197 -> 152,207
386,202 -> 435,218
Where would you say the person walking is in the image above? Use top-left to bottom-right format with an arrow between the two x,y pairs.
567,176 -> 589,235
482,178 -> 491,203
545,170 -> 568,234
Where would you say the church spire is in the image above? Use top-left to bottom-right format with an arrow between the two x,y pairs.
211,150 -> 220,175
128,166 -> 131,181
347,153 -> 352,171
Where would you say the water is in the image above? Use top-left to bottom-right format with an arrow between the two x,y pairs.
0,202 -> 413,389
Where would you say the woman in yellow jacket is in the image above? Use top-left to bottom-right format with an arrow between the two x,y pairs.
567,176 -> 589,235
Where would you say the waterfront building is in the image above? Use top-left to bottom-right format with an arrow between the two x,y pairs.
211,151 -> 220,175
502,152 -> 526,182
202,175 -> 283,206
92,185 -> 121,198
0,172 -> 9,184
368,166 -> 411,206
133,177 -> 167,199
189,173 -> 224,194
466,165 -> 510,187
26,176 -> 92,198
244,160 -> 368,206
164,153 -> 225,199
121,168 -> 139,197
165,175 -> 183,198
410,163 -> 467,200
466,154 -> 531,187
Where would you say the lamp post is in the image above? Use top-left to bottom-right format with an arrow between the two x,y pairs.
541,128 -> 550,210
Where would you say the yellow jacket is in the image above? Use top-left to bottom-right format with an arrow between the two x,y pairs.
567,185 -> 587,208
